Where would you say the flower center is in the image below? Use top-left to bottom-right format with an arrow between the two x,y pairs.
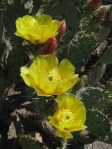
59,109 -> 75,122
49,70 -> 61,81
49,76 -> 53,81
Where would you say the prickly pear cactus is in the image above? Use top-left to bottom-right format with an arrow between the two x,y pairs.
87,43 -> 112,86
99,44 -> 112,64
65,32 -> 96,71
0,1 -> 41,85
0,0 -> 112,148
77,87 -> 112,142
43,0 -> 82,43
41,0 -> 98,73
88,64 -> 106,86
86,110 -> 110,141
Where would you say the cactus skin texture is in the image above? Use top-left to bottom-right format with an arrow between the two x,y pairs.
0,1 -> 41,86
42,0 -> 97,72
99,44 -> 112,64
78,87 -> 112,142
0,0 -> 111,85
43,0 -> 82,44
87,44 -> 112,86
0,0 -> 112,147
88,64 -> 106,86
65,32 -> 96,71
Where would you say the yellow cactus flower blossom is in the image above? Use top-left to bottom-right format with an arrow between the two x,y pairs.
20,55 -> 78,96
15,14 -> 60,44
49,93 -> 87,141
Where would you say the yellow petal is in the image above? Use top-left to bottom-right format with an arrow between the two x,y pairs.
20,66 -> 37,88
35,14 -> 52,25
65,123 -> 87,132
57,59 -> 76,79
44,55 -> 58,72
31,55 -> 58,73
49,93 -> 87,136
55,130 -> 73,141
49,111 -> 59,127
35,88 -> 51,96
50,110 -> 67,131
35,14 -> 60,44
31,56 -> 48,72
55,81 -> 73,94
15,14 -> 60,44
72,105 -> 86,123
43,81 -> 58,95
56,93 -> 75,108
38,72 -> 49,90
20,55 -> 79,96
15,15 -> 40,44
56,93 -> 85,112
58,94 -> 86,125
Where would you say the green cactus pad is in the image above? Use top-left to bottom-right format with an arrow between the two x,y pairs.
86,110 -> 110,141
78,87 -> 112,141
2,3 -> 28,35
81,87 -> 111,111
65,32 -> 96,70
99,44 -> 112,64
88,64 -> 106,86
43,0 -> 81,43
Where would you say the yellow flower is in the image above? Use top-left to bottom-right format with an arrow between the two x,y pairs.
49,93 -> 87,141
15,14 -> 60,44
20,55 -> 78,96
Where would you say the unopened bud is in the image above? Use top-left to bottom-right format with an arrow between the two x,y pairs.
41,37 -> 57,55
96,7 -> 107,20
89,0 -> 102,9
59,20 -> 66,37
57,20 -> 66,42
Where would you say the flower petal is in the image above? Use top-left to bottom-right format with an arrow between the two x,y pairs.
15,14 -> 60,44
65,123 -> 87,132
36,88 -> 51,96
58,59 -> 76,79
43,81 -> 58,95
20,55 -> 79,96
42,55 -> 58,72
56,93 -> 76,108
55,130 -> 73,141
20,66 -> 37,88
38,72 -> 49,90
55,80 -> 74,94
49,93 -> 87,140
15,15 -> 40,44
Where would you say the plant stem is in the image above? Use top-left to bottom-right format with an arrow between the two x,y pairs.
61,140 -> 69,149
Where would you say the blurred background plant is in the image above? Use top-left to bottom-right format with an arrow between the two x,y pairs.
0,0 -> 112,149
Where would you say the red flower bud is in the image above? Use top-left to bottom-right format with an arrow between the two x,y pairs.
57,20 -> 66,42
89,0 -> 102,9
59,20 -> 66,37
96,7 -> 107,19
41,37 -> 57,55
